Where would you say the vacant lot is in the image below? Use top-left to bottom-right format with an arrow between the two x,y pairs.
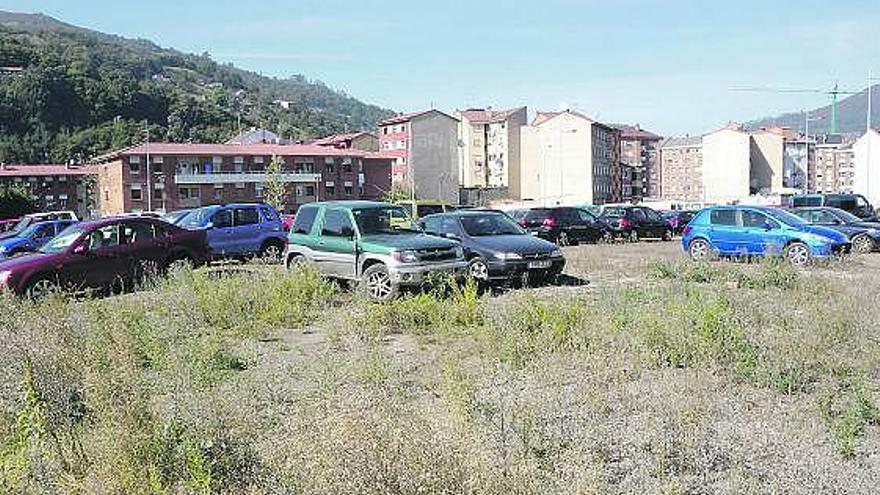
2,241 -> 879,494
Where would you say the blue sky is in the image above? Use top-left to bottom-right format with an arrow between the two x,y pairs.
3,0 -> 880,135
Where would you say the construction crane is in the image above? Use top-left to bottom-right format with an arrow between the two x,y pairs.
731,82 -> 860,134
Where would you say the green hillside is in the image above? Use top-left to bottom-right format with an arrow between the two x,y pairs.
0,11 -> 393,164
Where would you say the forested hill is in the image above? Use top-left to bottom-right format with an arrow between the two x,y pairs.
0,11 -> 393,163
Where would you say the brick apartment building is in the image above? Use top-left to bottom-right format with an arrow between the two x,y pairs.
0,164 -> 96,218
378,110 -> 459,203
813,141 -> 855,194
456,107 -> 527,190
659,135 -> 703,202
610,124 -> 663,200
93,143 -> 393,216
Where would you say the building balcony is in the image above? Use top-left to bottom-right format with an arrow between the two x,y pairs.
174,171 -> 322,184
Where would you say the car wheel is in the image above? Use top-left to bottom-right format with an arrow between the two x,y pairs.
167,255 -> 195,272
688,238 -> 713,261
784,242 -> 811,266
556,231 -> 570,246
468,257 -> 489,281
260,241 -> 284,263
137,259 -> 162,286
663,229 -> 673,241
629,230 -> 639,243
286,254 -> 310,271
362,264 -> 399,302
852,233 -> 874,254
26,277 -> 58,301
599,231 -> 612,244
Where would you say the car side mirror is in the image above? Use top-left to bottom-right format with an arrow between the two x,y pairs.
73,244 -> 89,256
340,226 -> 355,239
204,221 -> 214,229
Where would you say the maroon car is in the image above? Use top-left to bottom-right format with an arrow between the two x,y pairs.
0,217 -> 209,298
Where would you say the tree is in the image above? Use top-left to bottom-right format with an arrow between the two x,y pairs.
384,183 -> 414,203
0,185 -> 37,219
263,155 -> 288,212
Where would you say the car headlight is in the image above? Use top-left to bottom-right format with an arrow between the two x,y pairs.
0,270 -> 11,286
550,249 -> 564,258
393,250 -> 419,263
454,246 -> 464,259
493,252 -> 523,260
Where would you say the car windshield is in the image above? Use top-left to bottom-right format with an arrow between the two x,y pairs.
18,223 -> 49,238
178,207 -> 218,228
8,217 -> 33,235
764,208 -> 807,226
460,214 -> 525,236
38,225 -> 86,254
163,210 -> 191,224
828,207 -> 861,223
353,206 -> 420,235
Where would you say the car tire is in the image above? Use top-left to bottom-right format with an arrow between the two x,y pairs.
286,254 -> 310,271
25,277 -> 58,301
556,231 -> 570,247
663,229 -> 673,242
361,263 -> 399,303
167,254 -> 195,272
260,240 -> 284,263
688,238 -> 713,261
784,242 -> 811,266
629,230 -> 639,243
852,233 -> 874,254
468,257 -> 490,282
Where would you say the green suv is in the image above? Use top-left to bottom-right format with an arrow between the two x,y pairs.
284,201 -> 467,302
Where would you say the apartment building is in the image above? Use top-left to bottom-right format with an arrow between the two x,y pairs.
813,142 -> 855,194
518,110 -> 619,206
853,129 -> 880,204
312,132 -> 379,151
610,124 -> 663,200
659,136 -> 703,202
0,164 -> 96,218
377,110 -> 459,203
661,124 -> 784,204
93,143 -> 393,216
456,107 -> 527,190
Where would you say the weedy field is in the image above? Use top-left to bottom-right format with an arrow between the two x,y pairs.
1,242 -> 879,494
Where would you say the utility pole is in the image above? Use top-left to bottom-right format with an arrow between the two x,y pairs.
145,122 -> 152,212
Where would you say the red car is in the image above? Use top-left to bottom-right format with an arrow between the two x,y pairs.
0,216 -> 209,298
280,213 -> 294,232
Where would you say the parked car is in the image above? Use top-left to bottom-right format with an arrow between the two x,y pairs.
280,213 -> 295,232
284,201 -> 467,302
788,193 -> 876,221
161,209 -> 194,225
516,207 -> 610,245
0,220 -> 78,259
682,206 -> 850,265
600,205 -> 673,241
661,210 -> 696,236
178,203 -> 286,260
0,218 -> 19,233
789,206 -> 880,253
0,210 -> 79,241
420,210 -> 565,285
0,217 -> 209,299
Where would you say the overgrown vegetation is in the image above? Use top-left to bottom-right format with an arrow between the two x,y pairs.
1,245 -> 878,493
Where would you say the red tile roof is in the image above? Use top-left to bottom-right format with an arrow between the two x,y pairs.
0,164 -> 96,177
94,143 -> 396,162
378,109 -> 458,126
608,124 -> 663,141
457,107 -> 526,124
312,132 -> 376,146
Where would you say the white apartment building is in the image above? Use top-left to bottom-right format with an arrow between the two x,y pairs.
456,107 -> 527,190
853,129 -> 880,205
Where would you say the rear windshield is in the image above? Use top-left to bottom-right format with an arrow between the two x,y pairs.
825,196 -> 857,211
523,209 -> 552,221
792,196 -> 822,207
601,207 -> 627,218
179,207 -> 218,228
417,205 -> 445,217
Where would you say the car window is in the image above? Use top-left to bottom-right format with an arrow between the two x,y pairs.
235,208 -> 260,226
791,210 -> 812,222
792,196 -> 822,207
417,205 -> 445,217
122,222 -> 156,244
642,208 -> 662,221
292,206 -> 319,234
741,210 -> 769,228
601,207 -> 626,218
815,210 -> 839,223
576,209 -> 596,222
86,224 -> 120,251
353,206 -> 418,235
259,207 -> 279,223
710,210 -> 737,226
524,209 -> 552,221
829,208 -> 861,223
461,214 -> 524,236
322,209 -> 354,237
632,209 -> 647,222
212,209 -> 233,228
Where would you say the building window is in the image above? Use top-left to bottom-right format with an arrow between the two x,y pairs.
255,183 -> 264,198
326,185 -> 335,196
213,185 -> 223,200
131,187 -> 143,201
344,185 -> 353,196
130,162 -> 141,175
326,163 -> 334,174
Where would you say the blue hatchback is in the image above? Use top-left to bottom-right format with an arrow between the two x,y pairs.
178,203 -> 286,260
681,206 -> 850,265
0,219 -> 78,259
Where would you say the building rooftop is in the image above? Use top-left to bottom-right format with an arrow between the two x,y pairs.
457,107 -> 526,124
0,164 -> 96,177
312,132 -> 376,146
608,123 -> 663,141
660,135 -> 703,148
378,109 -> 458,126
531,109 -> 593,126
93,143 -> 396,163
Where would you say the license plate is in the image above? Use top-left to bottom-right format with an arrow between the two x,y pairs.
528,260 -> 552,269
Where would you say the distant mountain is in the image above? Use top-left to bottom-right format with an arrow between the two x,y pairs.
0,11 -> 393,163
748,84 -> 880,135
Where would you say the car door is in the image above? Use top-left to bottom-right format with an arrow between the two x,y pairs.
207,209 -> 235,256
233,207 -> 262,255
642,208 -> 668,238
317,208 -> 358,278
575,209 -> 603,242
121,221 -> 163,275
73,224 -> 128,290
630,208 -> 650,237
742,210 -> 785,256
705,209 -> 743,255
